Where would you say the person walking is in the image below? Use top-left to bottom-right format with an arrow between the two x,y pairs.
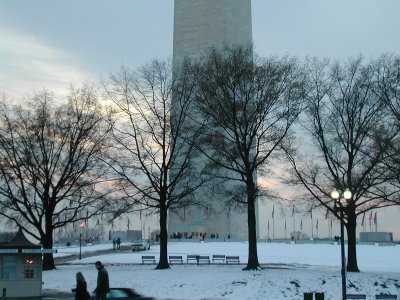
72,272 -> 90,300
112,238 -> 116,250
94,261 -> 109,300
116,237 -> 121,250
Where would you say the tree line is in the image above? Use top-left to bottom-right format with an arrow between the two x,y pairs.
0,46 -> 399,271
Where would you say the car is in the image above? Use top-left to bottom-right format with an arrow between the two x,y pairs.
91,288 -> 154,299
131,239 -> 151,251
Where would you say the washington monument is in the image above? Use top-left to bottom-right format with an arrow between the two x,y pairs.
168,0 -> 259,240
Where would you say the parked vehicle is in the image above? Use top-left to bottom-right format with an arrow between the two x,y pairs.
131,239 -> 151,251
91,288 -> 154,299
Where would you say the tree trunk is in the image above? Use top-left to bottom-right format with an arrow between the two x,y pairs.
156,203 -> 170,269
243,179 -> 261,270
346,208 -> 360,272
42,229 -> 55,270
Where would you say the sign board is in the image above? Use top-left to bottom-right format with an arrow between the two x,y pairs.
22,249 -> 57,254
0,249 -> 18,253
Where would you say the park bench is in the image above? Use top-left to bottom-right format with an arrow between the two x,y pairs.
303,292 -> 324,300
375,295 -> 397,299
169,255 -> 183,264
346,295 -> 366,299
186,254 -> 210,264
187,255 -> 199,263
212,255 -> 226,263
141,255 -> 156,264
226,256 -> 240,264
197,255 -> 210,264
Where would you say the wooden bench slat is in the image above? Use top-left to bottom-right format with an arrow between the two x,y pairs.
226,256 -> 240,264
186,255 -> 210,264
375,295 -> 397,299
141,255 -> 156,264
347,294 -> 366,299
169,255 -> 183,264
187,255 -> 199,263
212,255 -> 226,263
197,255 -> 210,264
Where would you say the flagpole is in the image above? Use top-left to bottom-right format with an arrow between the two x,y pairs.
285,219 -> 287,239
370,214 -> 371,232
361,212 -> 366,232
273,218 -> 275,239
369,212 -> 372,232
327,218 -> 330,239
140,210 -> 143,239
85,210 -> 89,241
311,210 -> 314,238
292,204 -> 295,237
363,215 -> 366,232
143,218 -> 146,239
272,205 -> 275,240
293,213 -> 296,237
101,212 -> 104,241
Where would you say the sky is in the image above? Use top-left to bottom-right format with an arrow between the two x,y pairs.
1,0 -> 400,238
2,0 -> 400,98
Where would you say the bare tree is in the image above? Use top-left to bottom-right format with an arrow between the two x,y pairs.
374,54 -> 400,199
286,56 -> 400,272
0,86 -> 111,270
375,55 -> 400,123
104,60 -> 204,269
192,46 -> 306,270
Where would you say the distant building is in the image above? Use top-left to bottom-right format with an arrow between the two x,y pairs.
359,232 -> 393,243
111,230 -> 142,242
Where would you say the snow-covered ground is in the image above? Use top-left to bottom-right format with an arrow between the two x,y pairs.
45,241 -> 400,300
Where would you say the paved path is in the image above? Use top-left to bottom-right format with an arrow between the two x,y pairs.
54,245 -> 130,265
55,248 -> 113,265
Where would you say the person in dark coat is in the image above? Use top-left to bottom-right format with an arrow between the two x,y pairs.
72,272 -> 90,300
116,237 -> 121,250
94,261 -> 109,300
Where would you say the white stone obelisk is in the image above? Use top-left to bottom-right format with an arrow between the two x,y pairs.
169,0 -> 254,240
173,0 -> 252,65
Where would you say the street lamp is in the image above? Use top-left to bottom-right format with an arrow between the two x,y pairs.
79,221 -> 85,260
79,232 -> 82,260
331,188 -> 352,300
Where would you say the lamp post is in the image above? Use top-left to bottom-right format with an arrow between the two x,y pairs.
79,221 -> 85,260
79,232 -> 82,260
331,188 -> 352,300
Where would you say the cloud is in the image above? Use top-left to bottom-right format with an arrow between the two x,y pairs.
0,28 -> 93,98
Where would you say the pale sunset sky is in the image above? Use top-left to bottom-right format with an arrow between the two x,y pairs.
1,0 -> 399,239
